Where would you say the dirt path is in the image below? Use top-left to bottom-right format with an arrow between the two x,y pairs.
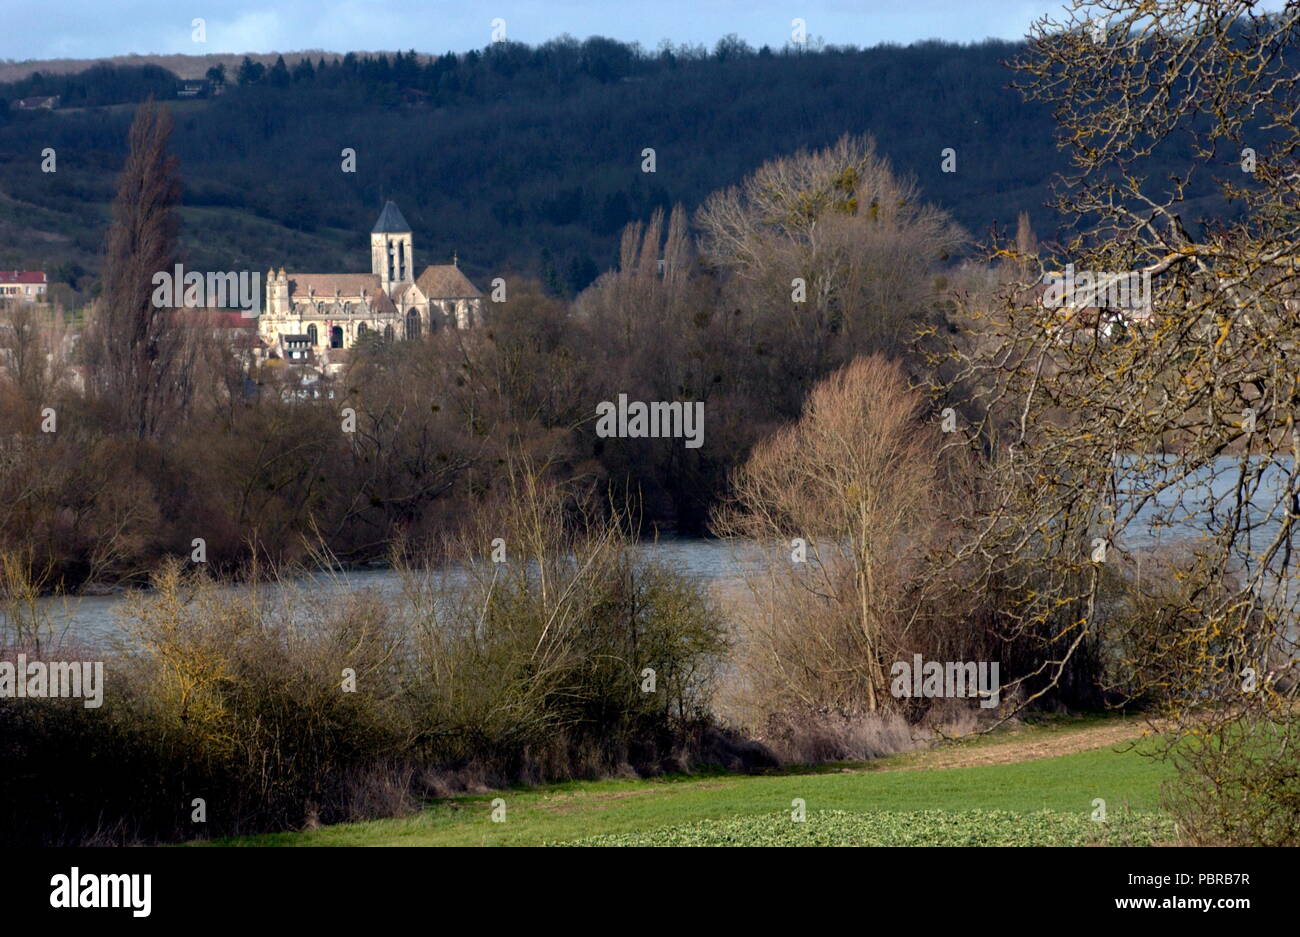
871,718 -> 1159,773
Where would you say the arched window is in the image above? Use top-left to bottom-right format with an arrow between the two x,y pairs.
307,324 -> 318,345
330,326 -> 344,348
357,322 -> 368,338
384,324 -> 394,341
405,308 -> 421,340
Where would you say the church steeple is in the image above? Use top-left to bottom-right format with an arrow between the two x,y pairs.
372,201 -> 410,235
370,201 -> 413,289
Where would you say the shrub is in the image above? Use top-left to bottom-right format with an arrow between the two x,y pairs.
401,462 -> 731,780
1164,717 -> 1300,846
0,465 -> 735,844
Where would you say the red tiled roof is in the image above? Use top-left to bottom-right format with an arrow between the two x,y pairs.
0,271 -> 46,284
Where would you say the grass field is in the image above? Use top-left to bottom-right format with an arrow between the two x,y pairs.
218,714 -> 1179,847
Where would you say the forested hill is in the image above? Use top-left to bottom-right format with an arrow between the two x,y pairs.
0,37 -> 1217,298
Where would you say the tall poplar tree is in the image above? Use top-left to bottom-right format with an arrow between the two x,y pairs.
89,98 -> 186,440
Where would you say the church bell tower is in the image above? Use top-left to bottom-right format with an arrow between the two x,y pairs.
370,200 -> 413,290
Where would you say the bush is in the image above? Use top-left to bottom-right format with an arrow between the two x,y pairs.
710,355 -> 960,728
0,560 -> 410,844
1164,717 -> 1300,847
0,465 -> 736,844
400,462 -> 731,781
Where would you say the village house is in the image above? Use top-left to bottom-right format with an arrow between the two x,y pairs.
0,270 -> 48,302
257,201 -> 483,375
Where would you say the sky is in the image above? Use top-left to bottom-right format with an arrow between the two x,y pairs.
1,0 -> 1101,62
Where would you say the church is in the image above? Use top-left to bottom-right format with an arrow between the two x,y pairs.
258,201 -> 483,370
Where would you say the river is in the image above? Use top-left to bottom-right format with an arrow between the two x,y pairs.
18,538 -> 765,645
18,456 -> 1300,643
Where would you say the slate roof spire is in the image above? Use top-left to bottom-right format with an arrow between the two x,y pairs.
372,200 -> 411,234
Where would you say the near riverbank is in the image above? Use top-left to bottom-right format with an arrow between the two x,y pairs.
219,714 -> 1176,847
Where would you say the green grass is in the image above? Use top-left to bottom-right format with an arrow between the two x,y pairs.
217,718 -> 1176,847
556,809 -> 1177,847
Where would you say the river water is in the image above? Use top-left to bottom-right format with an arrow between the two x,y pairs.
18,456 -> 1300,643
18,538 -> 765,644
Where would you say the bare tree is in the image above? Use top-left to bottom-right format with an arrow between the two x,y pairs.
697,133 -> 962,373
0,299 -> 69,410
86,99 -> 192,440
934,0 -> 1300,843
712,355 -> 943,717
577,204 -> 693,356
